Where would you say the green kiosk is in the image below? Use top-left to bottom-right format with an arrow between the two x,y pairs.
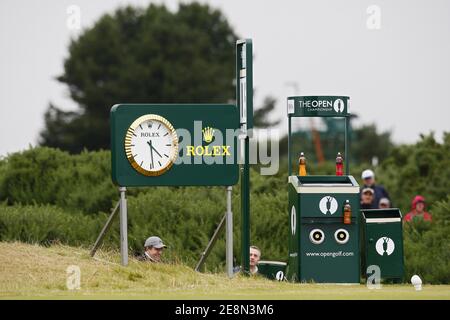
285,96 -> 361,283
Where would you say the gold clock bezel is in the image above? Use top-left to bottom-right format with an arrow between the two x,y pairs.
124,114 -> 178,176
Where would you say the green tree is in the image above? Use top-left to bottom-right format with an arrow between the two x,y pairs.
253,96 -> 280,128
351,123 -> 394,164
376,132 -> 450,213
40,3 -> 238,153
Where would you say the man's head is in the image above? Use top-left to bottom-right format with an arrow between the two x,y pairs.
249,246 -> 261,270
379,197 -> 390,209
361,187 -> 374,204
361,169 -> 375,186
144,236 -> 167,262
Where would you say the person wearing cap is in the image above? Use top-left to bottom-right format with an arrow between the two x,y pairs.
360,187 -> 376,209
361,169 -> 391,208
379,197 -> 391,209
404,195 -> 432,222
138,236 -> 167,262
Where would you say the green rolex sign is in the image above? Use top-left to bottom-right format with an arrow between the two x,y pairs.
287,96 -> 350,117
111,104 -> 240,186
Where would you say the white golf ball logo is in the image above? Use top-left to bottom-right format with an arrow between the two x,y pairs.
319,196 -> 338,215
375,237 -> 395,256
276,271 -> 284,281
333,99 -> 344,113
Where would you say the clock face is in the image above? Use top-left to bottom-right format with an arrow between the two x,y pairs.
124,114 -> 178,176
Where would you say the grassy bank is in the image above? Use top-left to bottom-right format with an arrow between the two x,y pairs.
0,242 -> 449,300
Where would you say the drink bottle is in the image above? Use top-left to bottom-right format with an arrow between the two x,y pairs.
298,152 -> 307,176
343,200 -> 351,224
336,152 -> 343,176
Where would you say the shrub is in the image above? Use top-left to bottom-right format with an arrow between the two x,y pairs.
0,147 -> 117,214
0,135 -> 449,282
376,133 -> 450,213
0,204 -> 109,245
403,195 -> 450,284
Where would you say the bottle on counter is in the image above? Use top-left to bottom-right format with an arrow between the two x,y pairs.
336,152 -> 344,176
343,200 -> 352,225
298,152 -> 307,176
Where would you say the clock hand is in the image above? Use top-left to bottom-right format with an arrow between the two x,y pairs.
150,144 -> 162,158
148,140 -> 154,168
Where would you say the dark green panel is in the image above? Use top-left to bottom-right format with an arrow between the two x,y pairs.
287,183 -> 300,281
299,194 -> 360,219
258,261 -> 287,280
362,209 -> 404,279
287,96 -> 350,117
111,104 -> 239,186
300,222 -> 360,283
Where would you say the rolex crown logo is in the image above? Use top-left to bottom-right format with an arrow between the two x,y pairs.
202,127 -> 215,143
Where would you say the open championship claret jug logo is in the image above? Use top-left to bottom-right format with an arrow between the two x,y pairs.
333,98 -> 345,113
375,237 -> 395,256
319,196 -> 338,215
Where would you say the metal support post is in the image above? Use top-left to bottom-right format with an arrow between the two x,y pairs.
119,186 -> 128,266
345,117 -> 349,175
288,116 -> 292,176
241,134 -> 250,275
226,186 -> 233,277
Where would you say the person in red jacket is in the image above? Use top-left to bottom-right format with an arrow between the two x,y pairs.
404,195 -> 432,222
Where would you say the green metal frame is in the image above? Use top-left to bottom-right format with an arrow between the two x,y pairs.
287,96 -> 351,175
236,39 -> 253,274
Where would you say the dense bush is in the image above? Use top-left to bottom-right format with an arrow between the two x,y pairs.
0,177 -> 288,270
0,204 -> 108,245
0,135 -> 448,282
376,133 -> 450,214
403,195 -> 450,284
0,147 -> 117,214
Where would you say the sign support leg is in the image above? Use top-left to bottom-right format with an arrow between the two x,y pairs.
90,201 -> 120,257
119,186 -> 128,266
288,116 -> 292,176
195,213 -> 226,272
226,186 -> 233,278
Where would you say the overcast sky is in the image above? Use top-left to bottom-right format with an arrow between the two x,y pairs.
1,0 -> 449,157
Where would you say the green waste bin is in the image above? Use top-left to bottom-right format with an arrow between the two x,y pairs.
257,261 -> 287,280
361,209 -> 404,282
286,175 -> 361,283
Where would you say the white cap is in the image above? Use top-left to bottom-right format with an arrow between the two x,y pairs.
362,169 -> 375,180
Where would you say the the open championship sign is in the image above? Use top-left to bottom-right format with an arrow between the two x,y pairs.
111,104 -> 240,186
287,96 -> 350,117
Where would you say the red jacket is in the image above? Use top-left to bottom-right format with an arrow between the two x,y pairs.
404,195 -> 432,222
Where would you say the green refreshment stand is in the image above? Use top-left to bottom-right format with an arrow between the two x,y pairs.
285,96 -> 361,283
